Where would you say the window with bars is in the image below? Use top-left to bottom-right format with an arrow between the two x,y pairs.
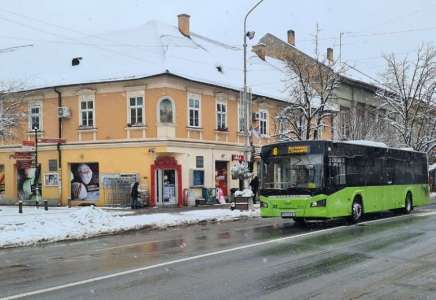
80,96 -> 95,128
29,104 -> 42,131
216,102 -> 227,130
188,94 -> 200,127
129,96 -> 144,125
259,110 -> 268,136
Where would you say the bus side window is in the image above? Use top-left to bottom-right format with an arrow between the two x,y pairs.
328,157 -> 346,185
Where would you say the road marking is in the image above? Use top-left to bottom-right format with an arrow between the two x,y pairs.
0,225 -> 348,300
2,210 -> 436,300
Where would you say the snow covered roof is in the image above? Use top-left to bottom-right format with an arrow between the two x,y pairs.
0,20 -> 290,101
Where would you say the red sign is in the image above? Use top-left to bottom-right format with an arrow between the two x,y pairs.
39,138 -> 66,144
13,152 -> 34,160
232,154 -> 245,161
22,140 -> 35,147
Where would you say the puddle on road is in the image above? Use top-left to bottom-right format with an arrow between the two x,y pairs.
259,252 -> 371,294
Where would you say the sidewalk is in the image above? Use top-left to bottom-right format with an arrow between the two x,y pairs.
0,205 -> 259,249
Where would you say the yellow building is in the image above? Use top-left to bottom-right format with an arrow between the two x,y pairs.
0,14 -> 333,207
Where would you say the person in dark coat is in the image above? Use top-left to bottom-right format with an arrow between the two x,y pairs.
250,176 -> 259,204
131,182 -> 140,209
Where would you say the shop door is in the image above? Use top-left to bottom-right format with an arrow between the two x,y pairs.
156,169 -> 176,206
215,161 -> 228,197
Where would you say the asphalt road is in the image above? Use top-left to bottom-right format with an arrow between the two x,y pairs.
2,206 -> 436,300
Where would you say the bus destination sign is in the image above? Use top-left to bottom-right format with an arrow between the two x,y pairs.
288,145 -> 310,154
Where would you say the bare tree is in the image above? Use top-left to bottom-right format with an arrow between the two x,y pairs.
275,28 -> 344,141
377,45 -> 436,152
334,104 -> 397,145
0,82 -> 26,139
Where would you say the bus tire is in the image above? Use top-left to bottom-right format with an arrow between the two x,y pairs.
293,218 -> 306,227
403,192 -> 413,214
348,196 -> 363,224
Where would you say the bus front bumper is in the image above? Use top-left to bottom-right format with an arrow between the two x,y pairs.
260,196 -> 329,219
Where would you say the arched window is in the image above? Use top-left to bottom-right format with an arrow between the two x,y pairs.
159,98 -> 174,123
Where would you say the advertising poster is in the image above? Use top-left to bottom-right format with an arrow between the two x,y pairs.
70,163 -> 99,201
17,161 -> 41,201
0,165 -> 4,199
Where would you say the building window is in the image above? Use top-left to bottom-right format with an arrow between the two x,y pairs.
188,94 -> 201,127
28,103 -> 42,131
48,159 -> 58,172
259,110 -> 268,136
128,96 -> 144,126
196,156 -> 204,168
159,98 -> 173,123
216,102 -> 227,130
80,95 -> 95,128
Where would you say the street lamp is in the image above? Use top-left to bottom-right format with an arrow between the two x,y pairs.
32,125 -> 40,208
242,0 -> 265,192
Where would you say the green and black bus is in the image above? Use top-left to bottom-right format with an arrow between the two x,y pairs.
259,140 -> 430,223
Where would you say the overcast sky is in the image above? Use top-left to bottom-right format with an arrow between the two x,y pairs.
1,0 -> 436,82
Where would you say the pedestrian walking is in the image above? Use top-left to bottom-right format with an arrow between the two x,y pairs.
249,175 -> 259,204
131,181 -> 139,209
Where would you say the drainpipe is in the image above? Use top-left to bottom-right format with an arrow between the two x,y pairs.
54,88 -> 64,207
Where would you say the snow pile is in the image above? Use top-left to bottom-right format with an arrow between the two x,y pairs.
344,140 -> 388,148
234,189 -> 254,197
0,206 -> 259,248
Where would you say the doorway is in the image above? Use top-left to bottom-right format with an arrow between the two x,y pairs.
156,169 -> 176,206
215,161 -> 228,197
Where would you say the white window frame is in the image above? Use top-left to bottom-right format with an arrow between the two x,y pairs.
79,94 -> 96,128
259,109 -> 268,137
127,92 -> 145,126
216,96 -> 227,130
28,102 -> 43,131
187,93 -> 201,128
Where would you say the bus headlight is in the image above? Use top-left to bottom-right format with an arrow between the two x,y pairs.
260,201 -> 268,208
310,199 -> 326,207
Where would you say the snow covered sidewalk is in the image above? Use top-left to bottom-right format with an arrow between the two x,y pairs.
0,206 -> 259,248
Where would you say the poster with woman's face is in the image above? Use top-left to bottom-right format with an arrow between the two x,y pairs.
70,163 -> 99,201
16,161 -> 41,201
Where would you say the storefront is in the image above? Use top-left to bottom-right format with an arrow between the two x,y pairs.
150,156 -> 182,208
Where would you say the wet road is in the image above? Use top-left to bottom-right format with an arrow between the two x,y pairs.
2,207 -> 436,300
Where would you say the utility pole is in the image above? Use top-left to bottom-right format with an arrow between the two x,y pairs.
33,126 -> 39,208
242,0 -> 265,192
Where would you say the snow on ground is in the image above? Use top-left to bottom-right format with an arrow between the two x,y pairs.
0,206 -> 259,248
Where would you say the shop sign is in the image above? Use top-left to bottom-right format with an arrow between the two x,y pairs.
232,154 -> 245,161
39,138 -> 66,144
13,152 -> 34,160
22,140 -> 35,147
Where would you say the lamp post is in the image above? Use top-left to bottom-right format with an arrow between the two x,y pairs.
242,0 -> 264,191
33,126 -> 39,208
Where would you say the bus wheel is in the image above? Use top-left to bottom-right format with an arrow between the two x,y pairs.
403,193 -> 413,214
349,197 -> 363,224
293,218 -> 306,227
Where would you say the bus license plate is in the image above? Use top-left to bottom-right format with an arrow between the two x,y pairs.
281,211 -> 295,218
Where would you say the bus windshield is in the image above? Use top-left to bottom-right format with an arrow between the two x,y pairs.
262,154 -> 323,190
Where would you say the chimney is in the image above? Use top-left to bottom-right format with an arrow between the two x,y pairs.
178,14 -> 190,37
327,47 -> 334,63
252,43 -> 266,61
287,30 -> 295,46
